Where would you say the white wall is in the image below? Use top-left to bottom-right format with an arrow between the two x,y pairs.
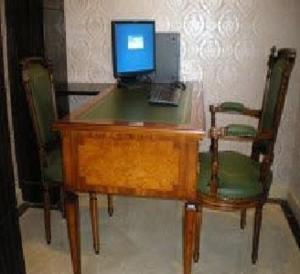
64,0 -> 300,198
287,4 -> 300,220
288,94 -> 300,222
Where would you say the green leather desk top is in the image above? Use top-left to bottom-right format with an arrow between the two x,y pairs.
56,82 -> 205,132
78,85 -> 191,125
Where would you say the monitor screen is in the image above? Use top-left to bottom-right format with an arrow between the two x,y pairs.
111,20 -> 155,78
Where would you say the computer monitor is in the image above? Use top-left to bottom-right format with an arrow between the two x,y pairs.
111,20 -> 156,85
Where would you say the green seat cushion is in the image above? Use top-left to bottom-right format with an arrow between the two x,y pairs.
226,124 -> 257,137
198,151 -> 263,199
44,149 -> 63,183
220,102 -> 245,113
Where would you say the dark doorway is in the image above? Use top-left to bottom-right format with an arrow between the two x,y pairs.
6,0 -> 67,204
0,3 -> 26,272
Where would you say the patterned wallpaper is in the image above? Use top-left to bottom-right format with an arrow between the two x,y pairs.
64,0 -> 300,194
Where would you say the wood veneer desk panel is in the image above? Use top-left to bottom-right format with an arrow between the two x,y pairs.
53,82 -> 205,274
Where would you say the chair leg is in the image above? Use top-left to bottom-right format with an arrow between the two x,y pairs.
107,194 -> 113,217
193,205 -> 202,263
89,193 -> 100,254
240,209 -> 247,230
252,205 -> 263,264
60,186 -> 65,218
44,184 -> 51,244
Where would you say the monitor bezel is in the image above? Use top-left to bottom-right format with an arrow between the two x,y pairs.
111,20 -> 156,78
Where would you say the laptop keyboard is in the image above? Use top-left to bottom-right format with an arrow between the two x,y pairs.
148,85 -> 181,106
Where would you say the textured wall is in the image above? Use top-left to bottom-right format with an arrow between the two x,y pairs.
288,94 -> 300,219
64,0 -> 300,193
289,2 -> 300,212
289,4 -> 300,212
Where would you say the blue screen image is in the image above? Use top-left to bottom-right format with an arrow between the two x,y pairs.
114,23 -> 155,74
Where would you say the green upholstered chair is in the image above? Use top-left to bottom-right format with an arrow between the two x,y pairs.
193,47 -> 296,264
21,57 -> 113,253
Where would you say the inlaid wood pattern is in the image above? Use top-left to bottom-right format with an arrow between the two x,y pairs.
78,132 -> 180,191
60,129 -> 200,200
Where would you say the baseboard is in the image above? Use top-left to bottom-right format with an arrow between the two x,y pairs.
287,193 -> 300,225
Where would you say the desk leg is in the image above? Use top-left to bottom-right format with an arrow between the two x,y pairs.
193,205 -> 202,263
89,192 -> 100,254
184,203 -> 196,274
65,191 -> 81,274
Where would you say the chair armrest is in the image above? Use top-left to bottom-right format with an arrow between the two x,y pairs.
210,125 -> 273,142
211,102 -> 261,118
219,102 -> 245,112
226,124 -> 257,137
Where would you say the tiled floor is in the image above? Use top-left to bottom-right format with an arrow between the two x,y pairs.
20,196 -> 300,274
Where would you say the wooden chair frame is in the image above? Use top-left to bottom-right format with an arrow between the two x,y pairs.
21,57 -> 113,253
192,47 -> 296,264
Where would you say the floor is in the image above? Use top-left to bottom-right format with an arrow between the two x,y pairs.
20,196 -> 300,274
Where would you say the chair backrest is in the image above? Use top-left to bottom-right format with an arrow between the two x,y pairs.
21,57 -> 58,151
252,47 -> 296,159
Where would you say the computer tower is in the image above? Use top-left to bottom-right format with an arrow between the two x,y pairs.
151,32 -> 180,83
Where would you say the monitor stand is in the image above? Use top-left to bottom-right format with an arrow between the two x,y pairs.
117,76 -> 151,90
117,76 -> 138,89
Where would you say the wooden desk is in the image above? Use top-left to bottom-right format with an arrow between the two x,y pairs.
54,82 -> 205,274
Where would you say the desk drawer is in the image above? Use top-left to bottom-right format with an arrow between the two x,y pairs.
62,129 -> 199,200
